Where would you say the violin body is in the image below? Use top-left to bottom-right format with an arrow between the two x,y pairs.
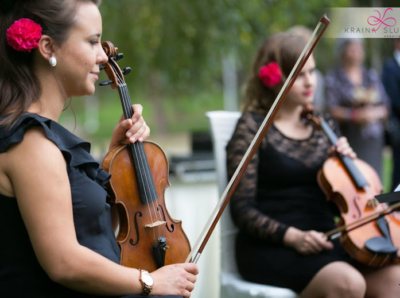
301,104 -> 400,267
102,141 -> 191,272
318,156 -> 400,267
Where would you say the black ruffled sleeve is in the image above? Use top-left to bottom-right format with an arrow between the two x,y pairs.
0,113 -> 110,186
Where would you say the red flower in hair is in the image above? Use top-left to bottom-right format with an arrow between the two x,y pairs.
6,18 -> 42,52
258,62 -> 282,87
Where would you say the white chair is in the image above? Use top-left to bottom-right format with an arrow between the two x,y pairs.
206,111 -> 300,298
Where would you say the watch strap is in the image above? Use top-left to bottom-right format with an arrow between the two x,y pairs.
139,269 -> 152,296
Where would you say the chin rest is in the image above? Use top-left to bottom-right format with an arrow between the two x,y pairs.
365,237 -> 398,254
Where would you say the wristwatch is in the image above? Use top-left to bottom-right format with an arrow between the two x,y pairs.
138,269 -> 153,296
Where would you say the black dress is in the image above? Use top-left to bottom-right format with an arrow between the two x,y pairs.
226,112 -> 356,293
0,114 -> 180,298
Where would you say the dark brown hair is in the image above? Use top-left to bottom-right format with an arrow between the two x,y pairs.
0,0 -> 101,127
242,32 -> 307,113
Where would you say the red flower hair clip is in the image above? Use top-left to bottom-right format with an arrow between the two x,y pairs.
258,62 -> 282,87
6,18 -> 42,52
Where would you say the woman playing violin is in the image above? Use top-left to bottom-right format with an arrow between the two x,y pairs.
227,32 -> 400,297
0,0 -> 198,297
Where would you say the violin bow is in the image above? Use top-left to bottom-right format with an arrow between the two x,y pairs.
326,200 -> 400,240
186,14 -> 331,264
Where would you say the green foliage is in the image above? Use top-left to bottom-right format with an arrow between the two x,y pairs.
85,1 -> 356,137
99,0 -> 350,92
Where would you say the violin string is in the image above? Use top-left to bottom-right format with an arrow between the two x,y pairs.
130,127 -> 164,235
113,67 -> 157,243
116,70 -> 164,230
122,87 -> 158,244
134,133 -> 165,238
118,82 -> 162,223
116,69 -> 162,241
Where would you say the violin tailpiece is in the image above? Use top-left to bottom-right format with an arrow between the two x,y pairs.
153,237 -> 169,268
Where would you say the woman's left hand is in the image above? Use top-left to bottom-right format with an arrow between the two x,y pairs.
109,104 -> 150,149
328,136 -> 357,159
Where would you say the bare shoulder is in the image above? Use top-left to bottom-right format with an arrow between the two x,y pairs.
3,127 -> 80,275
2,127 -> 66,197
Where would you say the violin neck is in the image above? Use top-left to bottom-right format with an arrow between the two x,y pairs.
118,84 -> 158,204
320,120 -> 369,190
118,83 -> 135,119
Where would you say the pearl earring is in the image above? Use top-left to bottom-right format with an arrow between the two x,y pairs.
49,56 -> 57,67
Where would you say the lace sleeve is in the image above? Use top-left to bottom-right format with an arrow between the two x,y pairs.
226,113 -> 288,244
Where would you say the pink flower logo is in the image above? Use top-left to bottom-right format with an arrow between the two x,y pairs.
367,8 -> 396,32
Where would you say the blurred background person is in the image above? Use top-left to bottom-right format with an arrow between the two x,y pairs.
325,38 -> 389,179
382,38 -> 400,190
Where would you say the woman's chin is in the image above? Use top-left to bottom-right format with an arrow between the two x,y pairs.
83,86 -> 96,96
297,96 -> 314,106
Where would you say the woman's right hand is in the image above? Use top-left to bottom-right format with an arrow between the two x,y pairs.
151,263 -> 199,297
283,227 -> 333,255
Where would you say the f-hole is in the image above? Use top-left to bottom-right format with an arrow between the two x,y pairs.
129,211 -> 142,246
159,205 -> 174,232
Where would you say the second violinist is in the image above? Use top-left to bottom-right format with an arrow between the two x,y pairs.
226,32 -> 400,298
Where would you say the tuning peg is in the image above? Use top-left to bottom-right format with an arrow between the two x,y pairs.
100,65 -> 106,71
116,53 -> 124,60
115,53 -> 124,61
122,67 -> 132,75
99,80 -> 113,86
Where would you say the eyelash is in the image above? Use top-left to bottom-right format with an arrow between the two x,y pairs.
90,40 -> 99,45
299,69 -> 315,76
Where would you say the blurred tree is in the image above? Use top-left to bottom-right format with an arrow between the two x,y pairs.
100,0 -> 350,89
98,0 -> 349,132
93,0 -> 354,135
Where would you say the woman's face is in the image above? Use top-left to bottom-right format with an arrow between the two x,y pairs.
285,55 -> 316,106
342,40 -> 364,66
53,2 -> 108,98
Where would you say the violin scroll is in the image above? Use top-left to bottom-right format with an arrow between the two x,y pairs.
102,41 -> 118,58
300,104 -> 323,129
99,41 -> 127,90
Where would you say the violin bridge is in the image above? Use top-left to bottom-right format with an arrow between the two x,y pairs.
145,221 -> 167,228
365,198 -> 379,210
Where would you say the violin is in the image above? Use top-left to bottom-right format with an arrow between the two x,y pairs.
301,105 -> 400,267
99,41 -> 191,272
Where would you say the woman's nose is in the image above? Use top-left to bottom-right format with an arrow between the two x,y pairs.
98,47 -> 108,65
304,73 -> 313,86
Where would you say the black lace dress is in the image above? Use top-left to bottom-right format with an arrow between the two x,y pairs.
0,113 -> 180,298
226,112 -> 355,293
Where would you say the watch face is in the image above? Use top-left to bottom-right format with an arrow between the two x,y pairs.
142,272 -> 154,286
